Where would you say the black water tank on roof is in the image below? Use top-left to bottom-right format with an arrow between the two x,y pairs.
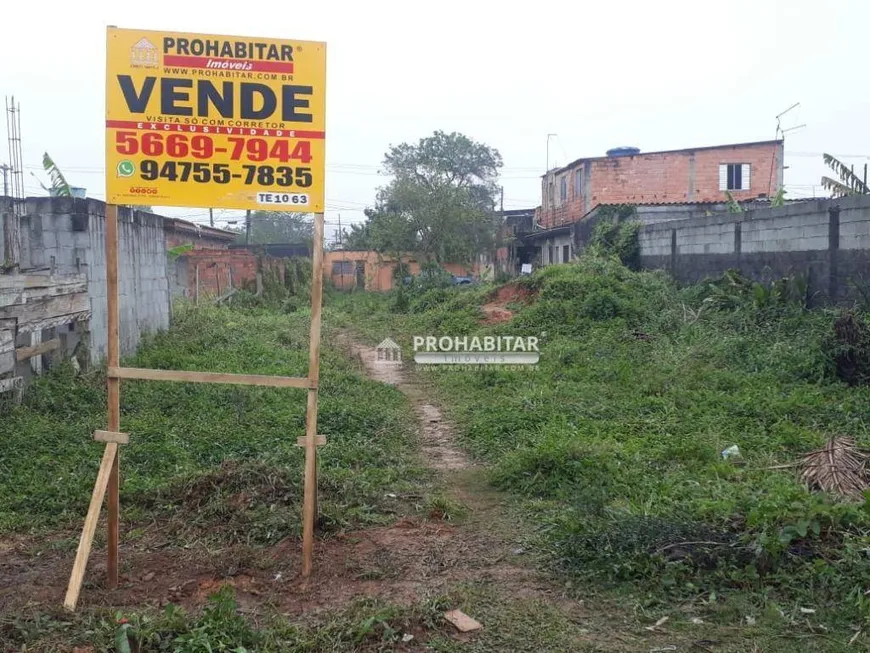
606,146 -> 641,157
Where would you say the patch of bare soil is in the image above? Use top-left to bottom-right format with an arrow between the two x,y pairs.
480,283 -> 536,325
0,518 -> 515,617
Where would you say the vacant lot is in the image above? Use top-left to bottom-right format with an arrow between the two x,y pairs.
333,255 -> 870,650
5,258 -> 870,650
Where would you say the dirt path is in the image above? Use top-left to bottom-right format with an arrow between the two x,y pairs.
346,340 -> 470,472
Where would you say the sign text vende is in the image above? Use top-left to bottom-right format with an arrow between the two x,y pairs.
106,27 -> 326,212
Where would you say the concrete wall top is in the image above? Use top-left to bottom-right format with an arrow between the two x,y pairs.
640,196 -> 870,234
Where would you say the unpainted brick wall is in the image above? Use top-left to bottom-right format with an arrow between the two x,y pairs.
175,249 -> 298,298
177,249 -> 260,298
540,142 -> 783,229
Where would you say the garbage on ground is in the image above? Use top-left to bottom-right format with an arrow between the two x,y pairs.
645,616 -> 669,631
444,609 -> 483,632
721,445 -> 742,460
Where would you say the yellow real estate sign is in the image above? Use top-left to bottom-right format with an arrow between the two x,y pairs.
106,27 -> 326,212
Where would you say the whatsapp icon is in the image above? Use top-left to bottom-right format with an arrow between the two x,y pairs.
117,160 -> 135,178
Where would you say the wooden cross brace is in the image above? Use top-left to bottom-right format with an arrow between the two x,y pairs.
296,435 -> 327,447
63,431 -> 129,611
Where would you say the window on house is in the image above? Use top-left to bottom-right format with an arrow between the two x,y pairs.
332,261 -> 353,275
560,176 -> 567,202
563,244 -> 570,262
548,182 -> 555,207
719,163 -> 751,191
574,169 -> 583,197
548,245 -> 554,264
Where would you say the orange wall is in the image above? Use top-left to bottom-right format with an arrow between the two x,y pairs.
323,251 -> 478,292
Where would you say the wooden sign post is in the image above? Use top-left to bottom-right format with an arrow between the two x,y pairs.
63,27 -> 328,611
64,210 -> 325,610
301,210 -> 324,577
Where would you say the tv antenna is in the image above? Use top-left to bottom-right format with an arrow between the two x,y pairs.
546,133 -> 557,173
770,102 -> 806,194
776,102 -> 806,140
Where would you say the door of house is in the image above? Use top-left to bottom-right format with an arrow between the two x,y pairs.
355,261 -> 365,289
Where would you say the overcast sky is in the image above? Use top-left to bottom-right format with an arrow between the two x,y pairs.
2,0 -> 868,243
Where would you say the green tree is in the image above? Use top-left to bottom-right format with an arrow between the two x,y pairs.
229,211 -> 313,245
353,131 -> 503,264
344,206 -> 415,257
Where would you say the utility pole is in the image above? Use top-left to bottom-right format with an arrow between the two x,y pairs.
500,186 -> 504,212
209,208 -> 214,227
245,209 -> 251,245
337,213 -> 342,245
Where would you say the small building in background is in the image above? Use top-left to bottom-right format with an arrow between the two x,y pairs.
164,218 -> 237,250
229,242 -> 311,258
324,250 -> 479,292
523,139 -> 785,268
538,140 -> 784,230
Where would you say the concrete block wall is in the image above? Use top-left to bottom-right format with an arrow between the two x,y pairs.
21,197 -> 171,361
639,195 -> 870,303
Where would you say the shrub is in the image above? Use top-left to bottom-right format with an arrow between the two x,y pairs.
825,310 -> 870,385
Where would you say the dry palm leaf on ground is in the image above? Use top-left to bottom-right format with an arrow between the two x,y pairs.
799,437 -> 870,500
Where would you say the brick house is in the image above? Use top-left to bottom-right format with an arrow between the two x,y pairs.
526,140 -> 785,267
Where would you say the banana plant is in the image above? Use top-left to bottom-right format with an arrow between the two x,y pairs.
821,153 -> 870,197
33,152 -> 72,197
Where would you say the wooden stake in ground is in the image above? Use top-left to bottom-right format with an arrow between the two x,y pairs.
63,442 -> 119,610
302,212 -> 325,578
62,204 -> 122,611
106,203 -> 120,590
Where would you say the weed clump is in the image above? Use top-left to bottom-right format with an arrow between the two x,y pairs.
826,310 -> 870,385
133,460 -> 301,545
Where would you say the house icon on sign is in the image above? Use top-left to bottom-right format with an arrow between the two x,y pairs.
376,338 -> 402,364
131,38 -> 159,68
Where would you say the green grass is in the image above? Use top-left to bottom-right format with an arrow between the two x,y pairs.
7,582 -> 861,652
2,583 -> 591,652
0,302 -> 427,539
329,256 -> 870,643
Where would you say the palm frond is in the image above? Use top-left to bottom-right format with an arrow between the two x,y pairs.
41,152 -> 71,197
822,153 -> 869,195
800,436 -> 870,500
821,176 -> 857,198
